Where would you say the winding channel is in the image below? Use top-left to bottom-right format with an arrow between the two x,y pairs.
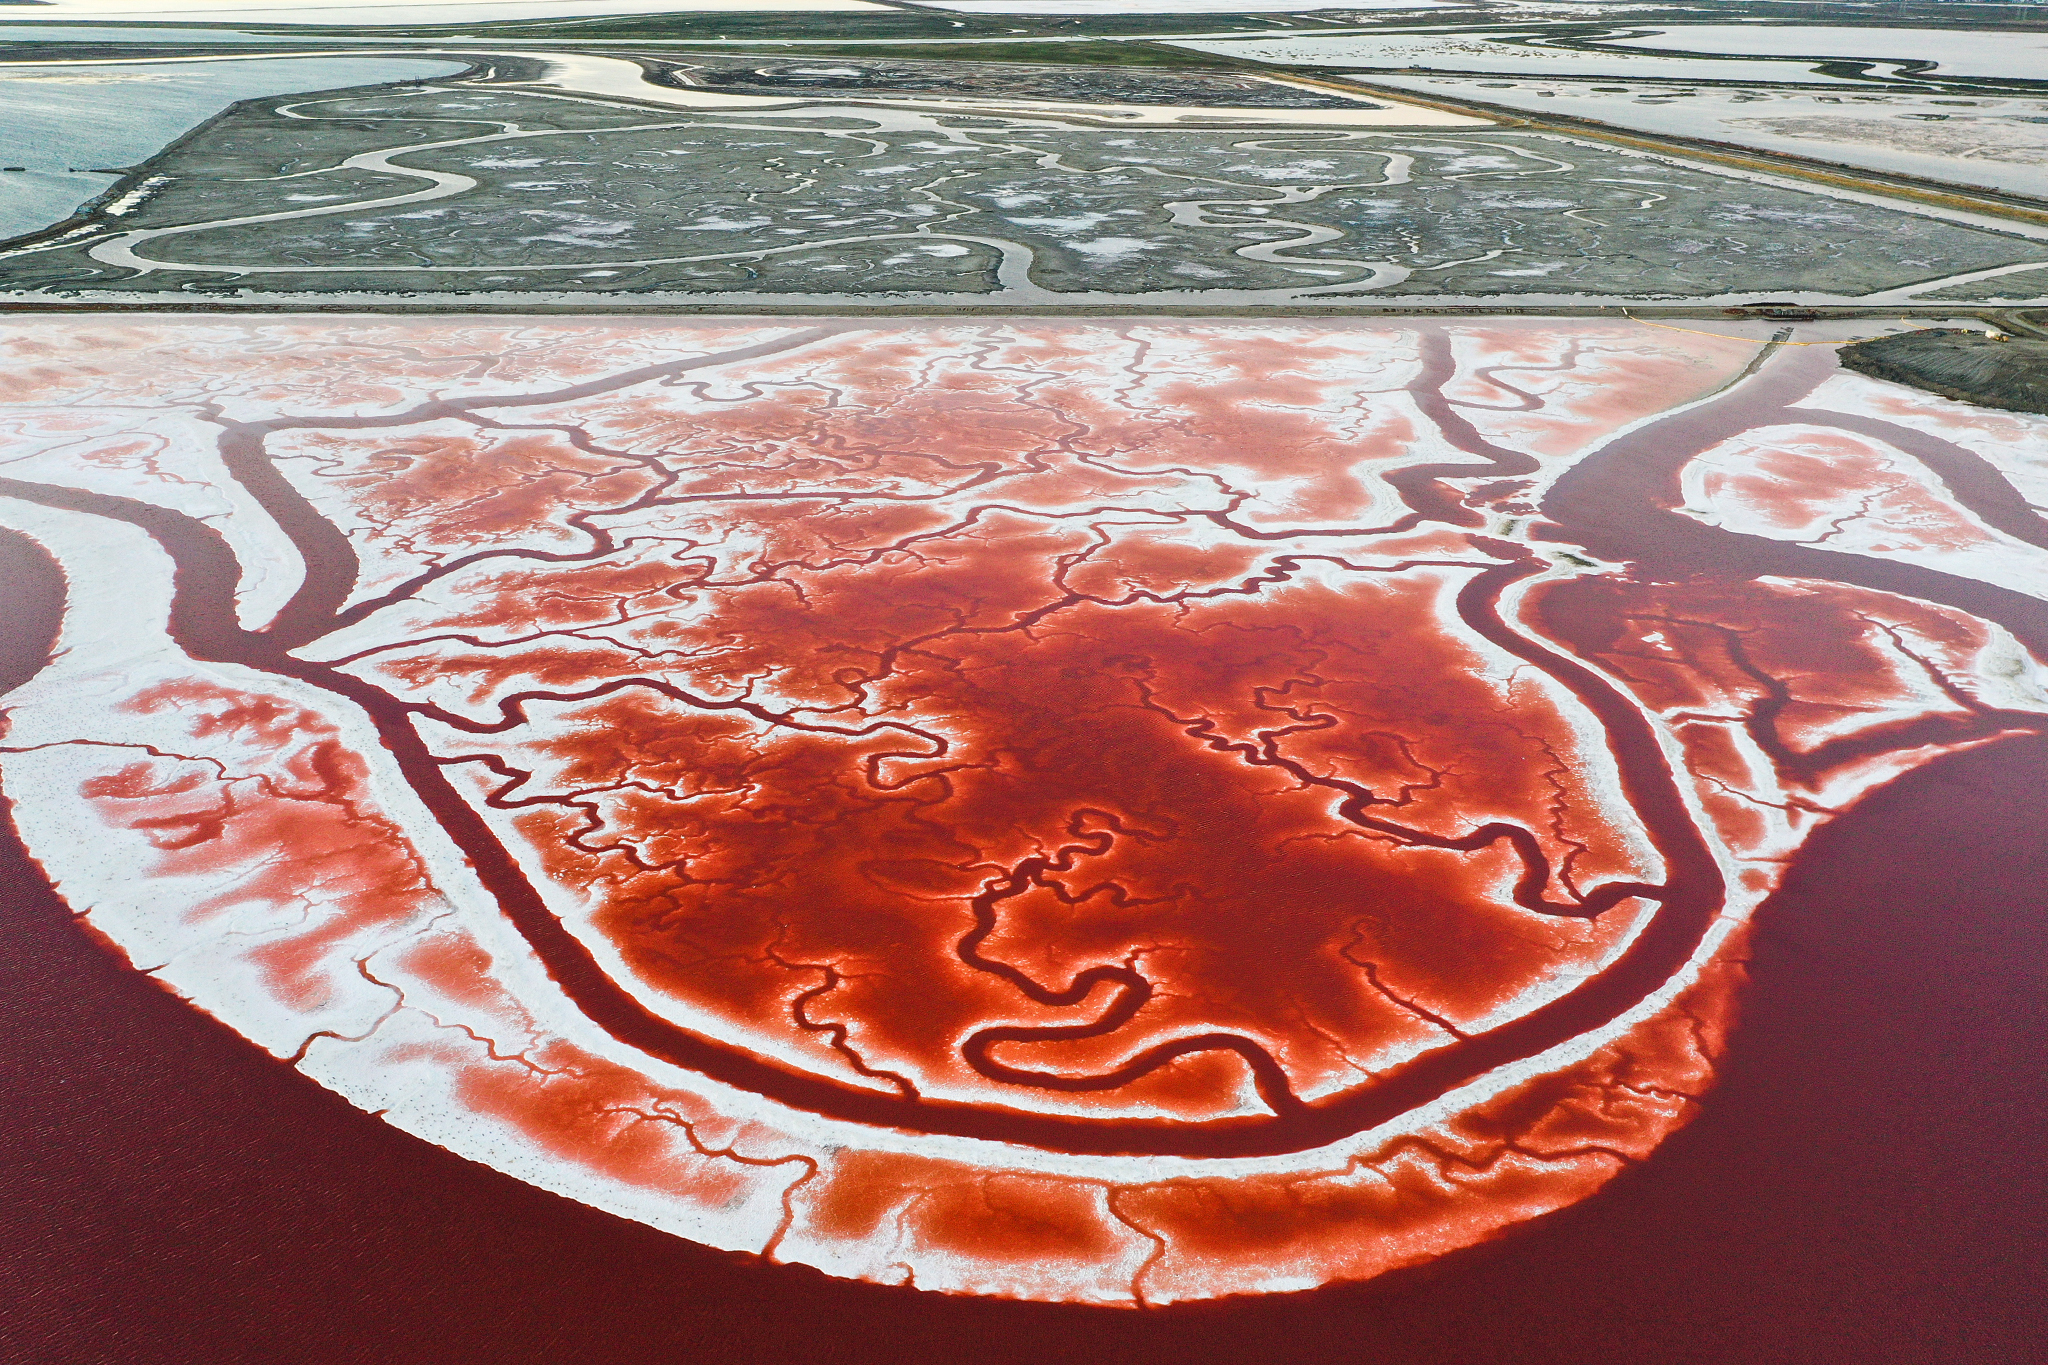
6,49 -> 2042,302
68,86 -> 1449,297
15,326 -> 2035,1159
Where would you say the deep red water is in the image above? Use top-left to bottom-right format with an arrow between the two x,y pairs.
4,729 -> 2043,1363
1,318 -> 2043,1355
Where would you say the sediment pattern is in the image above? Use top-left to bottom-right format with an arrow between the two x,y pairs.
2,317 -> 2043,1302
4,62 -> 2039,302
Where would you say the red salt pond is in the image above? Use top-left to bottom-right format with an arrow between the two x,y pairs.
1,316 -> 2042,1303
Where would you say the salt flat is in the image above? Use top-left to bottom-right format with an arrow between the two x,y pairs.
1368,74 -> 2048,200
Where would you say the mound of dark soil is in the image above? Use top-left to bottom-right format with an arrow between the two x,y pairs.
1839,328 -> 2048,416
